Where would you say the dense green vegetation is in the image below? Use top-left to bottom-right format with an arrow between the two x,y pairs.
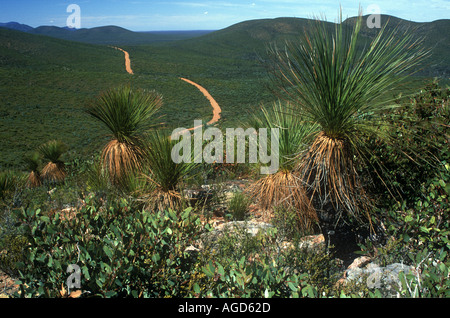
0,23 -> 277,170
2,15 -> 449,170
0,14 -> 449,299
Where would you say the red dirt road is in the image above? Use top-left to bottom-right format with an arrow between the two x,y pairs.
179,77 -> 221,128
111,47 -> 222,131
112,46 -> 134,74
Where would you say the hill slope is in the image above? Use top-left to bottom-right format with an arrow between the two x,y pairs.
345,15 -> 450,77
3,16 -> 448,76
0,29 -> 226,169
0,22 -> 34,32
163,15 -> 449,77
0,15 -> 448,169
0,29 -> 134,168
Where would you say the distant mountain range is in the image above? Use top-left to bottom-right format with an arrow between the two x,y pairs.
0,21 -> 215,45
1,15 -> 449,77
0,22 -> 34,33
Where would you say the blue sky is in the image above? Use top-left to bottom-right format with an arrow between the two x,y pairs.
0,0 -> 449,31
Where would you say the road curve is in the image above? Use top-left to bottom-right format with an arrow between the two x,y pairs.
112,46 -> 134,74
179,77 -> 221,128
110,47 -> 222,132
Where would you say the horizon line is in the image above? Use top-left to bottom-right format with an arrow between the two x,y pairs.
1,14 -> 449,33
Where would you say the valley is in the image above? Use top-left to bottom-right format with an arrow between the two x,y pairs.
0,15 -> 449,170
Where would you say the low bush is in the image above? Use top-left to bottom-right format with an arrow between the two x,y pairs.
0,233 -> 27,276
0,170 -> 25,208
397,248 -> 450,297
192,225 -> 344,298
14,196 -> 204,297
227,191 -> 250,221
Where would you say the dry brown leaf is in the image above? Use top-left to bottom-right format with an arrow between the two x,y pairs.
69,290 -> 82,298
60,283 -> 67,297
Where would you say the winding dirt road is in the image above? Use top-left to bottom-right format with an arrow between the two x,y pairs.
179,77 -> 221,127
112,47 -> 221,131
112,46 -> 134,74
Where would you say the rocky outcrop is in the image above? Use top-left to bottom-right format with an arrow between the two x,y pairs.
198,220 -> 274,248
342,256 -> 416,297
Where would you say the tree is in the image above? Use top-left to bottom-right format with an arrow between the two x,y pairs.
85,86 -> 163,186
24,151 -> 41,188
246,100 -> 319,233
141,130 -> 198,211
38,140 -> 68,184
267,10 -> 428,263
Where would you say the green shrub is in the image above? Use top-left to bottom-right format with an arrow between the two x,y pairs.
141,130 -> 198,211
195,255 -> 317,298
192,226 -> 342,298
398,248 -> 450,297
0,234 -> 27,276
356,80 -> 449,271
83,156 -> 112,194
0,170 -> 25,207
271,205 -> 310,240
364,80 -> 449,208
13,196 -> 204,298
377,162 -> 450,261
227,191 -> 250,221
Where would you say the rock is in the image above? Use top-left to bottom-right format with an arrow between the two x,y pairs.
345,262 -> 416,297
0,270 -> 19,298
298,234 -> 325,250
198,220 -> 274,249
278,234 -> 325,253
215,220 -> 274,236
184,245 -> 201,259
347,256 -> 372,270
184,188 -> 214,205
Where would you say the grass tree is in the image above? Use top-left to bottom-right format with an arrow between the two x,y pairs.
246,100 -> 319,233
0,170 -> 21,204
267,10 -> 428,261
38,140 -> 68,184
140,130 -> 198,211
86,86 -> 163,186
24,151 -> 41,188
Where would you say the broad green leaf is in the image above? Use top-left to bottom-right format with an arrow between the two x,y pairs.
288,282 -> 297,292
405,215 -> 413,222
103,245 -> 113,259
151,253 -> 160,263
193,283 -> 201,294
217,263 -> 225,277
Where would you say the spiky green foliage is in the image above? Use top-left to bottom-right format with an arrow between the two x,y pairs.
268,10 -> 428,228
37,140 -> 68,183
141,130 -> 198,211
246,101 -> 318,231
0,171 -> 19,202
23,151 -> 41,188
269,12 -> 428,140
38,140 -> 67,164
85,86 -> 163,185
249,100 -> 318,172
